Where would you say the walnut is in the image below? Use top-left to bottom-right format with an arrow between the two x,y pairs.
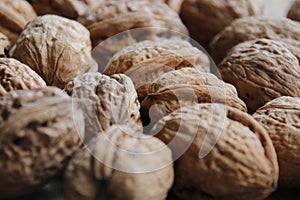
30,0 -> 103,19
218,39 -> 300,113
0,87 -> 84,198
64,125 -> 174,200
287,0 -> 300,22
0,32 -> 10,57
104,39 -> 210,101
12,15 -> 97,88
150,103 -> 278,199
179,0 -> 265,48
141,68 -> 247,126
0,0 -> 37,44
253,96 -> 300,188
210,16 -> 300,64
64,72 -> 141,142
149,0 -> 184,13
0,58 -> 46,95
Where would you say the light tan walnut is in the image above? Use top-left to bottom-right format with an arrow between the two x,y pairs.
0,58 -> 46,95
0,32 -> 9,57
0,0 -> 37,44
210,17 -> 300,64
253,96 -> 300,188
64,125 -> 174,200
12,15 -> 97,88
0,87 -> 84,198
218,39 -> 300,113
151,103 -> 278,199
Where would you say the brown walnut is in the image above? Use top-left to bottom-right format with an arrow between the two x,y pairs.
0,32 -> 9,57
287,0 -> 300,22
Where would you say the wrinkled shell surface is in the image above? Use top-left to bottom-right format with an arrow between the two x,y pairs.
253,96 -> 300,188
0,32 -> 9,57
64,72 -> 141,142
150,103 -> 278,199
210,17 -> 300,64
104,39 -> 210,101
12,14 -> 97,88
150,0 -> 184,13
141,68 -> 247,125
64,125 -> 174,200
287,0 -> 300,22
0,87 -> 84,198
0,58 -> 46,95
0,0 -> 37,44
218,39 -> 300,113
180,0 -> 265,47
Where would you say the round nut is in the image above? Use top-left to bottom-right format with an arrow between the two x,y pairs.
0,0 -> 37,44
287,0 -> 300,22
218,39 -> 300,113
64,72 -> 141,142
0,58 -> 46,96
64,125 -> 174,200
210,16 -> 300,64
151,103 -> 278,199
12,14 -> 97,88
104,39 -> 210,101
141,67 -> 247,125
0,87 -> 84,198
180,0 -> 265,47
0,32 -> 10,57
253,96 -> 300,188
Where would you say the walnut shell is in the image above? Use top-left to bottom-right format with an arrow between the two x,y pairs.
253,96 -> 300,188
104,39 -> 210,101
64,125 -> 174,200
30,0 -> 103,19
210,16 -> 300,64
180,0 -> 265,48
149,0 -> 184,13
0,58 -> 46,95
0,32 -> 9,57
141,68 -> 247,125
218,39 -> 300,113
64,72 -> 141,142
150,103 -> 278,199
0,87 -> 84,198
0,0 -> 37,44
287,0 -> 300,22
12,15 -> 97,88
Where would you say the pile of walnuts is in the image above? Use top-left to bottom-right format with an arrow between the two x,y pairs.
0,0 -> 300,199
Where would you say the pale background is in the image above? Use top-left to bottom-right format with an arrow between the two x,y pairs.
265,0 -> 295,17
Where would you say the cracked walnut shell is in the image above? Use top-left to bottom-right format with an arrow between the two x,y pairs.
12,14 -> 97,88
0,58 -> 46,95
0,87 -> 84,198
150,103 -> 278,199
64,125 -> 174,200
253,96 -> 300,188
218,39 -> 300,113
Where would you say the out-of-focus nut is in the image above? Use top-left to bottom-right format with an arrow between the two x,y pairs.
12,15 -> 97,88
253,96 -> 300,188
0,58 -> 46,96
151,103 -> 278,199
218,39 -> 300,113
0,87 -> 84,198
287,0 -> 300,22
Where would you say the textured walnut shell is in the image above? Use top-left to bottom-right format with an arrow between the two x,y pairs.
210,16 -> 300,64
218,39 -> 300,114
0,87 -> 84,198
141,68 -> 247,125
0,58 -> 46,95
149,0 -> 184,13
0,32 -> 9,57
0,0 -> 37,44
150,103 -> 278,199
30,0 -> 103,19
253,96 -> 300,188
64,125 -> 174,200
104,39 -> 210,101
180,0 -> 265,47
288,0 -> 300,22
64,72 -> 141,142
12,15 -> 97,88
